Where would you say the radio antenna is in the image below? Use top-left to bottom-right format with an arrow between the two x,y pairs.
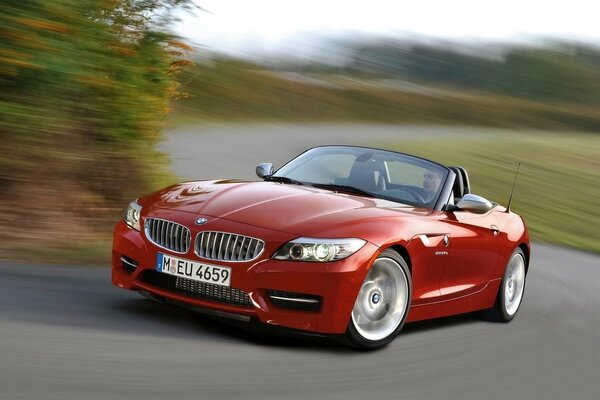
506,162 -> 521,213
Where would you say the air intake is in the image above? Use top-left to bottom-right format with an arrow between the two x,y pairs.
141,270 -> 252,307
267,290 -> 322,312
120,256 -> 138,274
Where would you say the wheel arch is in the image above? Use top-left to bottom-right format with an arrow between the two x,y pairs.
387,244 -> 412,275
518,242 -> 530,273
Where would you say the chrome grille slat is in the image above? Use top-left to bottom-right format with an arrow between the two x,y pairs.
181,229 -> 185,253
238,237 -> 247,261
155,219 -> 160,244
167,223 -> 172,250
253,239 -> 261,259
229,235 -> 239,260
204,232 -> 209,258
206,232 -> 211,257
180,228 -> 185,253
180,226 -> 185,253
218,233 -> 226,260
199,232 -> 207,257
233,235 -> 242,260
211,232 -> 218,260
171,223 -> 175,252
150,219 -> 156,244
159,220 -> 164,247
213,232 -> 219,258
145,218 -> 191,254
223,235 -> 232,260
247,239 -> 254,259
195,231 -> 264,262
170,223 -> 175,251
157,220 -> 162,245
153,220 -> 160,244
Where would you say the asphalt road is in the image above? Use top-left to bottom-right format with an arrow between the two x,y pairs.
158,123 -> 498,181
1,124 -> 599,399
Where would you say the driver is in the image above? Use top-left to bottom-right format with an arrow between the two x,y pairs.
422,169 -> 442,202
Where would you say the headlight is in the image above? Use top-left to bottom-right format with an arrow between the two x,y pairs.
124,200 -> 142,231
273,237 -> 366,262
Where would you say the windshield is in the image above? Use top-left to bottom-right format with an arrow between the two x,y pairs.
272,146 -> 450,208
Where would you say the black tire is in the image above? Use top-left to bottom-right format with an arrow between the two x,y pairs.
482,248 -> 527,322
342,249 -> 412,350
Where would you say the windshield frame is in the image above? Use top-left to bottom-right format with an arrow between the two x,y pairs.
270,145 -> 455,211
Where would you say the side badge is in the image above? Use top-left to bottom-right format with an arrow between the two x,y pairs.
195,217 -> 208,225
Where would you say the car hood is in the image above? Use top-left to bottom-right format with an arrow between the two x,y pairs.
140,180 -> 429,235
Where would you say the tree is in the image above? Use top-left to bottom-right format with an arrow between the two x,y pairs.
0,0 -> 193,253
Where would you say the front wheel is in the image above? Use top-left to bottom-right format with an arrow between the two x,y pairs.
483,248 -> 527,322
343,249 -> 412,350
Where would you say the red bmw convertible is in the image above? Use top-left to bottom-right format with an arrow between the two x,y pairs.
112,145 -> 530,349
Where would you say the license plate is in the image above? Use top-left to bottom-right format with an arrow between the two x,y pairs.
156,253 -> 231,287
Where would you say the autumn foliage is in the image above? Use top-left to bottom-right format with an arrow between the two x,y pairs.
0,0 -> 192,257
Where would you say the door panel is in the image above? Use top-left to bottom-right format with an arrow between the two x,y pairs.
439,211 -> 502,301
407,233 -> 450,305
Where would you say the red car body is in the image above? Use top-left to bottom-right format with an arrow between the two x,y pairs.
112,146 -> 530,347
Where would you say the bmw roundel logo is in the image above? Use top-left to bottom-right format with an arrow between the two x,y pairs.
195,217 -> 208,225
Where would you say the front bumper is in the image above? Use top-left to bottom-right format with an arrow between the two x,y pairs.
112,219 -> 379,334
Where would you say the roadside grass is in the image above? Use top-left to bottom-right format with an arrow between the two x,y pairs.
0,149 -> 178,266
6,128 -> 598,264
3,240 -> 112,265
378,130 -> 600,253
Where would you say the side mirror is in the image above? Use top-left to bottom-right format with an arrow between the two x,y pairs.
455,194 -> 494,214
256,163 -> 274,179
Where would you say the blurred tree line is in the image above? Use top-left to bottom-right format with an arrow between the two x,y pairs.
0,0 -> 192,256
350,42 -> 600,104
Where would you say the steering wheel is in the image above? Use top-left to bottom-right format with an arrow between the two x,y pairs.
407,189 -> 426,203
392,188 -> 426,203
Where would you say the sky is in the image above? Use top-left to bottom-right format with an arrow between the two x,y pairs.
175,0 -> 600,56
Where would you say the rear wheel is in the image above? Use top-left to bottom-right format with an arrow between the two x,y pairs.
483,248 -> 527,322
343,249 -> 412,350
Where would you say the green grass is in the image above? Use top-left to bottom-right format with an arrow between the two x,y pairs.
3,240 -> 112,265
172,60 -> 600,132
377,130 -> 600,253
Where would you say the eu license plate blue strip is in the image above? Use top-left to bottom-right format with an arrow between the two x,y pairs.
156,253 -> 164,271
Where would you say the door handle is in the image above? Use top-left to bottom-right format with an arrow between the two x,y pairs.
491,225 -> 500,237
418,234 -> 450,247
